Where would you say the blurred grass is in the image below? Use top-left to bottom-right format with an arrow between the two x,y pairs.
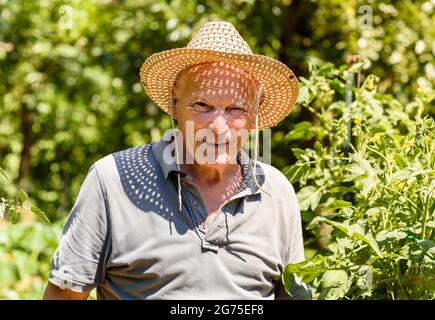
0,214 -> 97,299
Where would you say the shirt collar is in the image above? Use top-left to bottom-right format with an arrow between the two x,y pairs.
151,131 -> 265,194
151,131 -> 183,179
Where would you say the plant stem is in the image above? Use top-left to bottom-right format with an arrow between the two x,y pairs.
421,185 -> 433,239
366,145 -> 392,177
381,185 -> 418,210
385,182 -> 408,228
395,261 -> 412,300
381,209 -> 387,230
351,244 -> 368,256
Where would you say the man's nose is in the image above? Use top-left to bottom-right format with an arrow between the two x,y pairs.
208,111 -> 229,134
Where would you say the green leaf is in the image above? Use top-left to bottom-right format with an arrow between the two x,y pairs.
284,255 -> 331,284
307,216 -> 349,234
342,207 -> 354,217
16,189 -> 28,205
394,154 -> 407,168
366,207 -> 382,217
321,270 -> 352,300
284,163 -> 310,184
336,237 -> 354,253
285,121 -> 313,142
344,163 -> 367,181
376,229 -> 408,242
329,200 -> 352,209
417,240 -> 435,256
314,141 -> 323,153
297,186 -> 322,211
30,206 -> 51,225
297,85 -> 311,104
9,207 -> 20,224
344,155 -> 378,184
361,176 -> 378,198
308,216 -> 384,258
352,232 -> 384,258
292,148 -> 310,161
301,210 -> 316,223
426,220 -> 435,229
328,186 -> 354,193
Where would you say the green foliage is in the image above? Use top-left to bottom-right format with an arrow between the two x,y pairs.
283,60 -> 434,300
0,166 -> 51,225
0,0 -> 433,299
1,0 -> 433,219
0,221 -> 62,299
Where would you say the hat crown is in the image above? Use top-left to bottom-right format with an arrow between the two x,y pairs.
186,21 -> 253,54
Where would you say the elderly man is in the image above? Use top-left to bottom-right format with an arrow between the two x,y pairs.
44,21 -> 310,300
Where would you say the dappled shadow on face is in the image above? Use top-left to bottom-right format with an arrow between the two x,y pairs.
172,61 -> 266,168
185,61 -> 259,108
176,61 -> 262,134
113,145 -> 191,235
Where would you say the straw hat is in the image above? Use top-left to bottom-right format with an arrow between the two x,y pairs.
139,21 -> 299,129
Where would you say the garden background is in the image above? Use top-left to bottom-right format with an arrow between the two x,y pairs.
0,0 -> 434,299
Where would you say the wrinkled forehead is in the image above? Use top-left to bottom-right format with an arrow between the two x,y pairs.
175,61 -> 260,97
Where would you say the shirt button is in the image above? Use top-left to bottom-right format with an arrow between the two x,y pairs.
182,180 -> 189,187
193,199 -> 200,206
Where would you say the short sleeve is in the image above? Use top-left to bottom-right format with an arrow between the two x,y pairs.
275,182 -> 312,300
48,164 -> 110,293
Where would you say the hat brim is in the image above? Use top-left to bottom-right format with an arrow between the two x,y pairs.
139,48 -> 299,129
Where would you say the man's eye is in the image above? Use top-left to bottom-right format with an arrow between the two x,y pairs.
228,107 -> 246,116
193,102 -> 211,112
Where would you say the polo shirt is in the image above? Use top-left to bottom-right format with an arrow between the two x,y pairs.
48,135 -> 310,299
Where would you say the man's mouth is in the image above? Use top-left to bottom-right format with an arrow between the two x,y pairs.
202,138 -> 229,147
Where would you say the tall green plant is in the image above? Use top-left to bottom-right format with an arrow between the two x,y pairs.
283,60 -> 434,299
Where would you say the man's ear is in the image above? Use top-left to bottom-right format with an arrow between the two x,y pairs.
170,85 -> 178,120
259,93 -> 265,106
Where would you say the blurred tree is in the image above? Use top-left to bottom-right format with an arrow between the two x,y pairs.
0,0 -> 433,221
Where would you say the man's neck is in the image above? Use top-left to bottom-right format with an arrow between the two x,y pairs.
180,162 -> 242,186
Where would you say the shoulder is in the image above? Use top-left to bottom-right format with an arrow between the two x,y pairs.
256,163 -> 302,246
93,144 -> 152,172
257,162 -> 296,196
91,144 -> 154,184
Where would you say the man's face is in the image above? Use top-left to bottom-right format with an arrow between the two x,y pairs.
173,62 -> 260,165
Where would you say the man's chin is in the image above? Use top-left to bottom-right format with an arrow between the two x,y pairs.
194,153 -> 239,166
190,142 -> 240,165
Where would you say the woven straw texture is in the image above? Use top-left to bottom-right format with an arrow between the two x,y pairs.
140,21 -> 299,129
